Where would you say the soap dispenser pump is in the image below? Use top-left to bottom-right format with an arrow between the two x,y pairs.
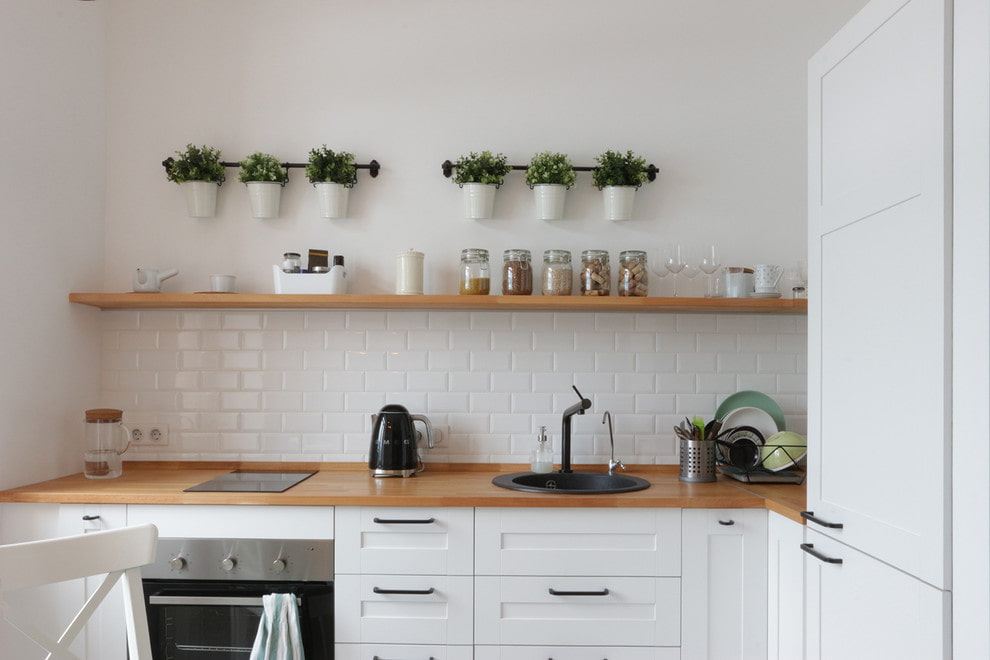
530,426 -> 553,473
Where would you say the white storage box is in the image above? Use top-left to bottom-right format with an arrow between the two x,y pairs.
272,264 -> 336,294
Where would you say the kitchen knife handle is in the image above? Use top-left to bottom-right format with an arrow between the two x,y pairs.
373,517 -> 436,524
373,586 -> 436,595
800,542 -> 843,564
800,511 -> 844,529
548,588 -> 610,596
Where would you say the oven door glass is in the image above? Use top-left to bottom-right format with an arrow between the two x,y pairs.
143,580 -> 333,659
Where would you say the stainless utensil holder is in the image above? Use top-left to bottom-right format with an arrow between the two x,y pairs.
679,437 -> 717,482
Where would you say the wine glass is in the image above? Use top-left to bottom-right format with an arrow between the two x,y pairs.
664,244 -> 686,296
680,245 -> 702,297
650,247 -> 670,296
699,245 -> 721,297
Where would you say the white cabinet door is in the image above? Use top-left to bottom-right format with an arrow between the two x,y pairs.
803,529 -> 949,659
474,646 -> 680,660
681,509 -> 767,660
475,507 -> 681,577
335,644 -> 473,660
127,504 -> 333,539
767,513 -> 804,660
807,0 -> 951,589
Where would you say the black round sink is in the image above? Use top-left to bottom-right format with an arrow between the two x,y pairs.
492,471 -> 651,494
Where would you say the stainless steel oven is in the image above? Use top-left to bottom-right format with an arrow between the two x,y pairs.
142,537 -> 333,659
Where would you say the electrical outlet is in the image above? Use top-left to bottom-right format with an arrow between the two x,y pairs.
130,424 -> 169,446
431,425 -> 449,446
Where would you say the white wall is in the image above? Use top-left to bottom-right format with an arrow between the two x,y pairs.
0,0 -> 107,489
103,0 -> 867,295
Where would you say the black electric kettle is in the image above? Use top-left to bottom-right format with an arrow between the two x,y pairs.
369,404 -> 434,477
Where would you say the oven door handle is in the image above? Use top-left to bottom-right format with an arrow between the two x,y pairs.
148,595 -> 302,607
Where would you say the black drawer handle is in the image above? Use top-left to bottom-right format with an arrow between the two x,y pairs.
718,519 -> 735,526
81,515 -> 100,521
801,511 -> 844,529
548,588 -> 610,596
372,586 -> 436,595
800,542 -> 843,564
372,517 -> 436,524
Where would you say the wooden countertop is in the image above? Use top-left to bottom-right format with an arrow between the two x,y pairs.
0,462 -> 807,523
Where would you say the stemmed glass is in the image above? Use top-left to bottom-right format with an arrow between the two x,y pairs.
664,244 -> 686,296
680,245 -> 702,297
699,245 -> 720,297
649,247 -> 670,296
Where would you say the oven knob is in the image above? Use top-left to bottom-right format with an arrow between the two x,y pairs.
169,556 -> 187,571
221,556 -> 237,572
272,558 -> 287,574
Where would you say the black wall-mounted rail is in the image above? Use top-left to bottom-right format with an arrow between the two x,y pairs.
162,157 -> 381,184
441,159 -> 660,183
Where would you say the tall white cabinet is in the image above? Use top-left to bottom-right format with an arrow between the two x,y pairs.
806,0 -> 953,656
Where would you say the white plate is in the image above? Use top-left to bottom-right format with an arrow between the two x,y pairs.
720,406 -> 778,444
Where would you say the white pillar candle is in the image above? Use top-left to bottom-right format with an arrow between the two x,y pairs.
395,249 -> 424,295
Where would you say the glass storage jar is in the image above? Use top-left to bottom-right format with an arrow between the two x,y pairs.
580,250 -> 610,296
459,248 -> 490,295
618,250 -> 648,296
282,252 -> 302,273
542,249 -> 573,296
502,249 -> 533,295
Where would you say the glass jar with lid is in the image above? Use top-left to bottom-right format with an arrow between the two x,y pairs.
502,249 -> 533,295
618,250 -> 648,296
459,248 -> 490,295
282,252 -> 302,273
580,250 -> 610,296
542,249 -> 572,296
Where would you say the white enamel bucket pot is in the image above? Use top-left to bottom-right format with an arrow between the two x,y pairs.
603,185 -> 637,221
462,183 -> 497,219
533,184 -> 567,220
181,180 -> 218,218
246,181 -> 282,218
315,182 -> 350,219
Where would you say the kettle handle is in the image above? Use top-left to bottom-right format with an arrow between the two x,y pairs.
411,414 -> 434,449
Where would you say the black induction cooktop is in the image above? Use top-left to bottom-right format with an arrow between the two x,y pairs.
183,470 -> 317,493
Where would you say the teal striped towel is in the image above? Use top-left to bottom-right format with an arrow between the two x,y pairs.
250,593 -> 305,660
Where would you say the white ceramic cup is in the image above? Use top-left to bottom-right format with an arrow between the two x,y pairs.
754,264 -> 784,292
723,267 -> 755,298
210,274 -> 236,293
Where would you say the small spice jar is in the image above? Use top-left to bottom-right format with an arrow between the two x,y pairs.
542,249 -> 573,296
502,249 -> 533,295
459,248 -> 490,295
282,252 -> 302,273
580,249 -> 610,296
618,250 -> 649,297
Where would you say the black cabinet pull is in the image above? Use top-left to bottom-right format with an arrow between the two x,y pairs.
800,511 -> 844,529
373,586 -> 436,595
372,517 -> 436,524
548,588 -> 610,596
718,519 -> 735,526
81,515 -> 100,521
800,542 -> 843,564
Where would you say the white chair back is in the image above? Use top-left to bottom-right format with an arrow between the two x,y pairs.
0,523 -> 158,659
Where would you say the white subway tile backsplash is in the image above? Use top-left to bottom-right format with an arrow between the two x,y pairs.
100,309 -> 807,464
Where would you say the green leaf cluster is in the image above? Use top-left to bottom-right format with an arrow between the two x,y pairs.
238,152 -> 288,184
305,145 -> 357,187
525,151 -> 576,187
452,151 -> 511,185
592,150 -> 649,188
166,144 -> 225,184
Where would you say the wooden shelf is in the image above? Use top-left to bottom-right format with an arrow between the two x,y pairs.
69,293 -> 807,314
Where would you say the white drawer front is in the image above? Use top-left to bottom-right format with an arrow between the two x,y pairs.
475,576 -> 680,647
476,508 -> 681,576
335,574 -> 473,645
336,507 -> 473,575
127,505 -> 333,539
335,643 -> 473,660
475,646 -> 680,660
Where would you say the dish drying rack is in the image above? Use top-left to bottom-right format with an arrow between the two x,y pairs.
715,440 -> 806,484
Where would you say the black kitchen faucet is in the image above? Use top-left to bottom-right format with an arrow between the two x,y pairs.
560,385 -> 592,473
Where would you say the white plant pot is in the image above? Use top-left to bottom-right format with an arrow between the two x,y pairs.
603,185 -> 637,221
533,184 -> 567,220
181,180 -> 218,218
315,182 -> 350,219
246,181 -> 282,219
462,183 -> 497,219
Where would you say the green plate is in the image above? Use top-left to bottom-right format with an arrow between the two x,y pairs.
715,390 -> 786,431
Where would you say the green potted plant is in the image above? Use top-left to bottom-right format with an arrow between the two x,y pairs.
592,149 -> 650,221
305,145 -> 356,219
165,144 -> 225,217
452,150 -> 512,219
525,151 -> 576,220
238,152 -> 288,218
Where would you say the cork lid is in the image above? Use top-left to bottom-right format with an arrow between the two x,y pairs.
85,408 -> 123,422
